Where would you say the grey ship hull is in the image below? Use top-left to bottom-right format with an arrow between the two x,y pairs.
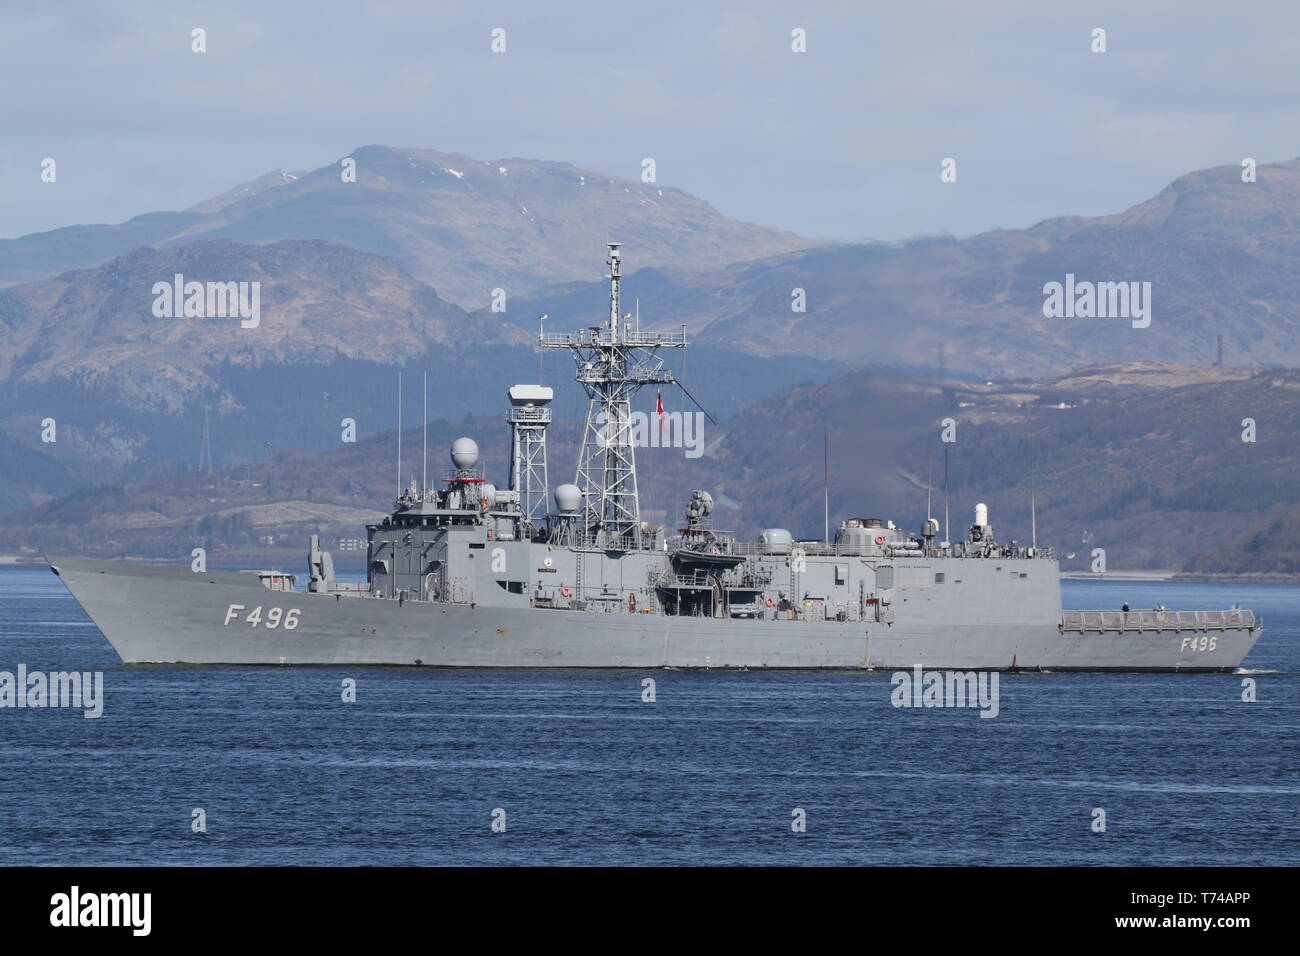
49,556 -> 1262,671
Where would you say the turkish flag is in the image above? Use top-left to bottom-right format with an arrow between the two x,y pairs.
656,391 -> 666,430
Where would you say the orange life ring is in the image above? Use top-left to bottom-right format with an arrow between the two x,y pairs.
628,593 -> 637,612
765,597 -> 774,607
560,586 -> 572,598
874,535 -> 886,546
486,528 -> 494,540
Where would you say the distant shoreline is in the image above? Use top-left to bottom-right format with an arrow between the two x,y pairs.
1060,571 -> 1300,584
1060,570 -> 1175,581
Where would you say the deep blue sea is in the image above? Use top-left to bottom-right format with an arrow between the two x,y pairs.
0,566 -> 1295,866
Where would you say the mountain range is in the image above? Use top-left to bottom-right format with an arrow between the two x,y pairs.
493,157 -> 1300,376
3,144 -> 1300,573
0,145 -> 814,306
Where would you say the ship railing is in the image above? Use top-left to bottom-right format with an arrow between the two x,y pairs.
727,541 -> 854,557
730,573 -> 772,590
649,567 -> 773,591
627,363 -> 678,383
330,581 -> 368,595
539,329 -> 688,348
574,366 -> 676,386
569,531 -> 663,553
666,531 -> 734,551
725,541 -> 900,557
720,541 -> 1057,559
649,568 -> 716,589
1061,609 -> 1256,632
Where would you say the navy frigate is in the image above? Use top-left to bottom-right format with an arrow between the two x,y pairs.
48,245 -> 1262,670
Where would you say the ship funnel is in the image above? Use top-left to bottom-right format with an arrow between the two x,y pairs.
450,437 -> 479,470
975,503 -> 988,527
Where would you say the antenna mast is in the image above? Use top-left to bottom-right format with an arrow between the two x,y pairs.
1030,435 -> 1037,549
540,243 -> 686,550
823,421 -> 829,544
396,370 -> 403,497
943,441 -> 950,544
422,371 -> 428,497
926,439 -> 933,522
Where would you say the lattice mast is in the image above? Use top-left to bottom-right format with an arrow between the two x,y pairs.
539,243 -> 686,550
507,384 -> 553,535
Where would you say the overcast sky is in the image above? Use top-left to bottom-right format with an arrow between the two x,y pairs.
2,0 -> 1297,243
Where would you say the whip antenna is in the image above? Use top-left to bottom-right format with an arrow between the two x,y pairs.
1030,435 -> 1037,550
422,371 -> 428,497
943,441 -> 950,544
396,370 -> 403,496
823,420 -> 829,545
926,439 -> 933,523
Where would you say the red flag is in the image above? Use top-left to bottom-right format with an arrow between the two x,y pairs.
656,390 -> 666,431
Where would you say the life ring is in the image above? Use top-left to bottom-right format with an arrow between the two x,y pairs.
765,597 -> 774,607
874,535 -> 886,546
560,586 -> 572,598
481,496 -> 491,509
486,528 -> 494,540
628,593 -> 637,612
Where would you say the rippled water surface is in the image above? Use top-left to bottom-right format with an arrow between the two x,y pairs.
0,567 -> 1295,865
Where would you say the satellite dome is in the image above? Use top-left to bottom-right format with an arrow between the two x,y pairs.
450,437 -> 479,470
554,483 -> 582,513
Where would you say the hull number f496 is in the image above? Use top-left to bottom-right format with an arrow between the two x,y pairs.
1180,635 -> 1218,652
223,604 -> 301,630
